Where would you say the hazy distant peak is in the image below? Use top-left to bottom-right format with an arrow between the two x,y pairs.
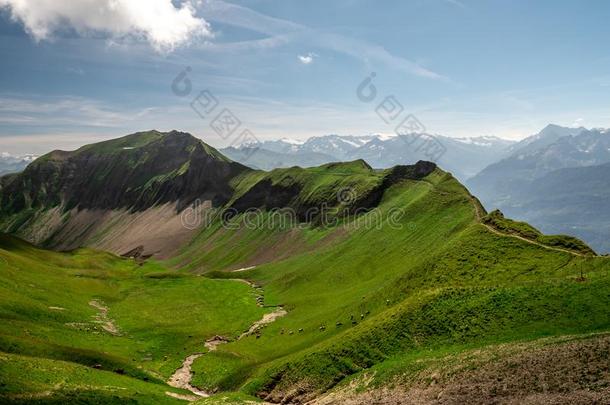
507,124 -> 587,156
453,136 -> 513,147
278,137 -> 305,145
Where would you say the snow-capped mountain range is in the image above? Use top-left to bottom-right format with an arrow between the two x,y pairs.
224,133 -> 516,181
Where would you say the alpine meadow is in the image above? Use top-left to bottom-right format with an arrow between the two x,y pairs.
0,1 -> 610,405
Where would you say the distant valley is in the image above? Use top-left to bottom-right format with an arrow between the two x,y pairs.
468,124 -> 610,253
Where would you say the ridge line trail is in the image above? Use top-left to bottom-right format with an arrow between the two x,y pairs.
468,195 -> 588,257
166,277 -> 286,400
419,178 -> 586,256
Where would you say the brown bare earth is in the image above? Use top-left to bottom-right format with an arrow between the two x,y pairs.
311,334 -> 610,405
15,199 -> 347,266
15,202 -> 211,259
205,335 -> 230,352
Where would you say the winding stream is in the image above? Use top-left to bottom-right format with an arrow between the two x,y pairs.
166,279 -> 286,400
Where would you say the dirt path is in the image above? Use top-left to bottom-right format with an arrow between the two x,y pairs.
88,300 -> 120,335
239,308 -> 288,339
166,279 -> 286,401
469,196 -> 587,257
167,354 -> 209,398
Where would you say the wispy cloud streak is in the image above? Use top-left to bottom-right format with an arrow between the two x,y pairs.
202,0 -> 446,80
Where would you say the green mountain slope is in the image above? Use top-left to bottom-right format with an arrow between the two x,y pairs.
168,162 -> 608,403
1,130 -> 242,214
0,132 -> 608,404
0,130 -> 248,258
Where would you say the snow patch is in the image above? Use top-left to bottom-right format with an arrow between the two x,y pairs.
279,137 -> 305,145
375,133 -> 398,141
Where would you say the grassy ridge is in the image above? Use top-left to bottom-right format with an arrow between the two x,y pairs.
173,168 -> 609,402
483,209 -> 595,255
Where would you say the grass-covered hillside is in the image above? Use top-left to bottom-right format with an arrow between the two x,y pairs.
168,161 -> 609,403
0,235 -> 269,403
1,132 -> 609,404
482,209 -> 596,256
0,131 -> 247,256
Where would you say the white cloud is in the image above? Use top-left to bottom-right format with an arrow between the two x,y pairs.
297,52 -> 317,64
0,0 -> 212,52
0,95 -> 158,128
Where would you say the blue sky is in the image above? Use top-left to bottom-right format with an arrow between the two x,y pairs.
1,0 -> 610,154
